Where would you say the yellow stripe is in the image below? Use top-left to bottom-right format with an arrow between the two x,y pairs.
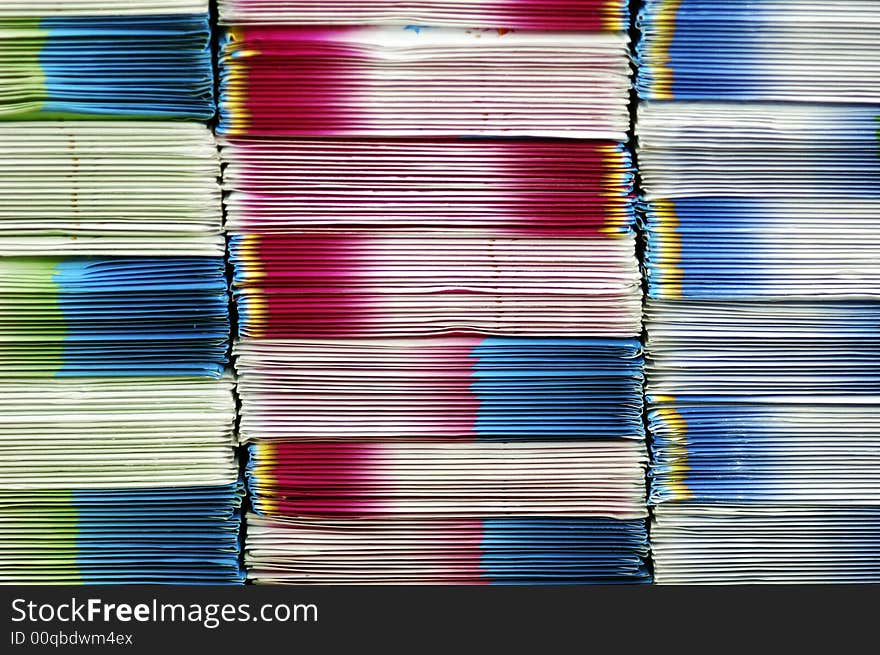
239,234 -> 268,338
241,234 -> 266,281
254,442 -> 277,514
601,10 -> 624,33
224,27 -> 251,134
599,144 -> 629,236
649,0 -> 682,99
653,199 -> 684,299
656,404 -> 693,501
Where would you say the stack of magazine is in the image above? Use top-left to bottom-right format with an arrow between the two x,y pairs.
221,0 -> 651,584
638,0 -> 880,583
0,0 -> 242,584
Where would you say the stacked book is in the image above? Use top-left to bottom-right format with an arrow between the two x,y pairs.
217,0 -> 630,30
636,0 -> 880,103
0,10 -> 213,120
221,1 -> 650,584
637,1 -> 880,583
0,1 -> 242,584
1,377 -> 240,584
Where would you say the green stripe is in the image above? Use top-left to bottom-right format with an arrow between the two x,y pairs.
0,490 -> 81,583
0,19 -> 49,118
0,257 -> 65,375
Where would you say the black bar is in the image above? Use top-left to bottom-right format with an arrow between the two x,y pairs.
1,585 -> 875,652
